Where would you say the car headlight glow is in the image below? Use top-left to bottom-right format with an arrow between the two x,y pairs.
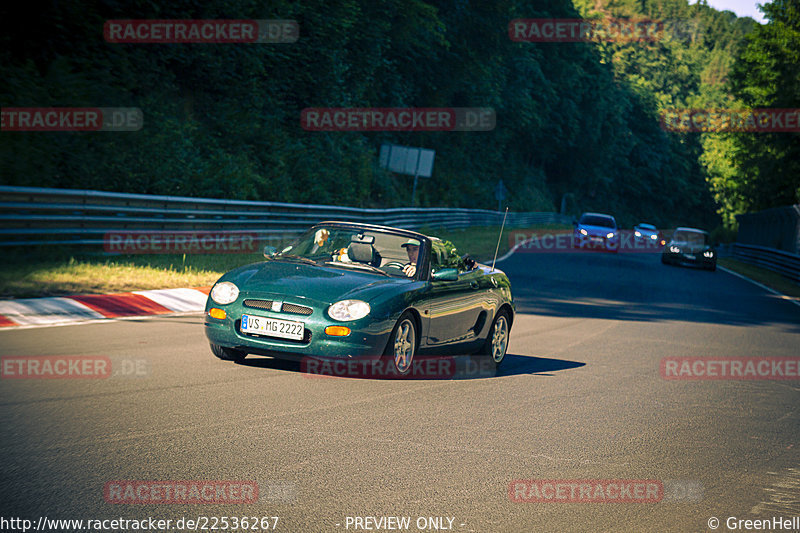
328,300 -> 370,321
703,250 -> 714,258
634,231 -> 641,237
606,232 -> 615,239
579,228 -> 588,236
669,246 -> 680,253
210,281 -> 239,305
650,234 -> 657,240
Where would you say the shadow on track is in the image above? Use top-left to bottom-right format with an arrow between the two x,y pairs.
234,353 -> 585,380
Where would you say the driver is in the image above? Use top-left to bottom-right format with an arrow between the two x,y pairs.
400,239 -> 420,277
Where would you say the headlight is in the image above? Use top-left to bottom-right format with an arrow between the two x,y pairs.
606,232 -> 615,239
328,300 -> 370,321
650,234 -> 657,240
579,228 -> 588,236
210,281 -> 239,305
703,250 -> 714,258
634,231 -> 641,237
669,246 -> 680,253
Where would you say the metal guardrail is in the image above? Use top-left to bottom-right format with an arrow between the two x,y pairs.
735,204 -> 800,255
0,185 -> 572,247
732,243 -> 800,284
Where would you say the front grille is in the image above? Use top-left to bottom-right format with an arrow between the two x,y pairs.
282,303 -> 313,316
243,299 -> 274,310
243,299 -> 313,316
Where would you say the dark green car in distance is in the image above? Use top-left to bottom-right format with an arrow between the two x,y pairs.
204,221 -> 514,376
661,227 -> 717,271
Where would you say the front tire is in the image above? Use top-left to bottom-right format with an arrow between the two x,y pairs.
481,310 -> 510,367
384,313 -> 417,376
210,343 -> 246,362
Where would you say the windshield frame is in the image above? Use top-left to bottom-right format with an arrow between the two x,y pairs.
670,229 -> 709,246
579,214 -> 617,229
274,221 -> 432,280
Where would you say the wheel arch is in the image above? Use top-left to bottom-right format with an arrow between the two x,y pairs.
497,303 -> 514,330
382,307 -> 423,354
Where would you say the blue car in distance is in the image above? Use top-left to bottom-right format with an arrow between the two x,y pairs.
573,212 -> 619,252
634,223 -> 661,245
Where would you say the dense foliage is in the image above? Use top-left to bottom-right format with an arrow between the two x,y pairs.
720,0 -> 800,223
1,0 -> 794,229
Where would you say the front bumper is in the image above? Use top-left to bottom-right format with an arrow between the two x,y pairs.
574,233 -> 618,251
204,297 -> 395,359
662,251 -> 716,268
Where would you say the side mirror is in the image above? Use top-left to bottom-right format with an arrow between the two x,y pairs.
263,245 -> 277,258
432,268 -> 458,282
461,254 -> 477,271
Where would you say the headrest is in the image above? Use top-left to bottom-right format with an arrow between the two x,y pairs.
348,242 -> 375,263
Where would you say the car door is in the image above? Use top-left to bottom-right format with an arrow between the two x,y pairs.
421,242 -> 487,351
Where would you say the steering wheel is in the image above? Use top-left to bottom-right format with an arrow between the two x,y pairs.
384,261 -> 407,270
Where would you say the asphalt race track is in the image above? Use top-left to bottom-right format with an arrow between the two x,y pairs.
1,250 -> 799,532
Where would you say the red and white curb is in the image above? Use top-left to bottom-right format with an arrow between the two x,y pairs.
0,287 -> 210,329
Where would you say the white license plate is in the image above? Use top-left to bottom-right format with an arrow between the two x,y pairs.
241,314 -> 304,340
684,254 -> 696,260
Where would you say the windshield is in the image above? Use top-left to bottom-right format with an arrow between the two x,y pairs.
580,215 -> 616,228
275,225 -> 422,278
671,230 -> 708,246
638,224 -> 656,230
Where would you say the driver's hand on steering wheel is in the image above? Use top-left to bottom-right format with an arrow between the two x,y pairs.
402,264 -> 416,277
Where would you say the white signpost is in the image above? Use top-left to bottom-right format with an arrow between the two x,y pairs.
379,144 -> 435,206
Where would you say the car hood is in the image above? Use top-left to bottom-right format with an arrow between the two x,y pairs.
578,224 -> 616,237
221,260 -> 408,304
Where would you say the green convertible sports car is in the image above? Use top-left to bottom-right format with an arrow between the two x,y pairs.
204,221 -> 514,376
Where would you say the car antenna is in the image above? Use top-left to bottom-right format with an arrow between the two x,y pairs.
491,207 -> 509,272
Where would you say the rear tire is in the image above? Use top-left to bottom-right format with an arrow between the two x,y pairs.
210,343 -> 246,362
481,310 -> 510,367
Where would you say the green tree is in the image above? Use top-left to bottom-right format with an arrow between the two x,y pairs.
723,0 -> 800,214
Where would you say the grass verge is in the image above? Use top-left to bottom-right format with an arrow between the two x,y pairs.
0,224 -> 565,299
718,257 -> 800,299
